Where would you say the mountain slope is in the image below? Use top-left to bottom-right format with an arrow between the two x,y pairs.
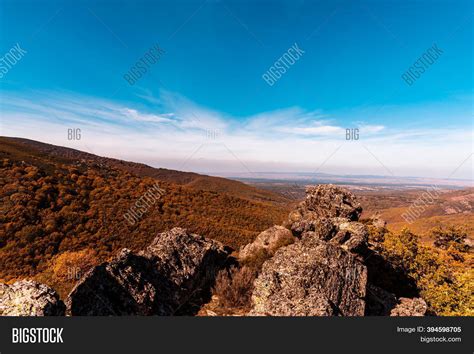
0,137 -> 288,205
0,136 -> 291,283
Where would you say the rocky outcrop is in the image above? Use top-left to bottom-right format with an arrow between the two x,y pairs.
286,185 -> 367,256
250,184 -> 426,317
250,237 -> 367,316
2,185 -> 427,317
250,185 -> 369,316
239,225 -> 295,260
390,297 -> 427,316
300,219 -> 369,255
66,228 -> 228,315
65,250 -> 162,315
287,184 -> 362,236
0,280 -> 65,316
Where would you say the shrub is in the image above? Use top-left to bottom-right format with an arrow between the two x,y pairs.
240,231 -> 295,272
366,224 -> 388,250
34,248 -> 99,298
430,226 -> 470,252
379,228 -> 473,315
419,267 -> 473,316
381,228 -> 419,273
213,266 -> 256,310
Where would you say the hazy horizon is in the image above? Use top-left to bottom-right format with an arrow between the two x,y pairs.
2,135 -> 473,189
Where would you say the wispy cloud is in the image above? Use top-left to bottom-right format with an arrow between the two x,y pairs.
121,108 -> 175,123
280,124 -> 345,135
0,89 -> 472,179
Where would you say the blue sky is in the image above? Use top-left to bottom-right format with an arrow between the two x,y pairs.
0,0 -> 472,179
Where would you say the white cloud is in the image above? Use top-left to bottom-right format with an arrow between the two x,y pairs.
121,108 -> 175,123
277,124 -> 344,136
358,125 -> 385,134
0,89 -> 472,180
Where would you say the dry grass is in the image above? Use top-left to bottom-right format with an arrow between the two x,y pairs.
212,266 -> 256,311
240,231 -> 295,271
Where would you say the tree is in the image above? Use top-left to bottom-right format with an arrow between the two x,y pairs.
430,226 -> 469,252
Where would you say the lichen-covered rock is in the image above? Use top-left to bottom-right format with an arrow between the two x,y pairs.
303,184 -> 362,219
0,280 -> 65,316
66,250 -> 162,315
239,225 -> 295,260
250,239 -> 367,316
251,292 -> 335,316
390,297 -> 427,316
287,185 -> 362,236
330,221 -> 368,254
140,227 -> 229,313
296,217 -> 339,241
67,228 -> 228,315
300,219 -> 368,255
249,185 -> 369,316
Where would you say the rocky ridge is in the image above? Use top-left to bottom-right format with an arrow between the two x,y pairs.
0,184 -> 426,316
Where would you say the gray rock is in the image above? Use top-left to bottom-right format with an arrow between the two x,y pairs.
67,228 -> 228,315
250,239 -> 367,316
0,280 -> 65,316
287,185 -> 368,255
296,217 -> 339,241
239,225 -> 295,260
330,221 -> 368,254
303,184 -> 362,220
300,219 -> 368,255
66,250 -> 161,316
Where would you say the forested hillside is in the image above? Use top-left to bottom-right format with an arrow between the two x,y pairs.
0,137 -> 290,287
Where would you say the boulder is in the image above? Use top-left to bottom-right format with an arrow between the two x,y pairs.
300,219 -> 368,255
292,217 -> 339,241
66,250 -> 162,316
67,228 -> 228,315
239,226 -> 295,260
390,297 -> 427,316
287,185 -> 362,236
250,238 -> 367,316
330,221 -> 368,254
302,184 -> 362,220
0,280 -> 65,316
